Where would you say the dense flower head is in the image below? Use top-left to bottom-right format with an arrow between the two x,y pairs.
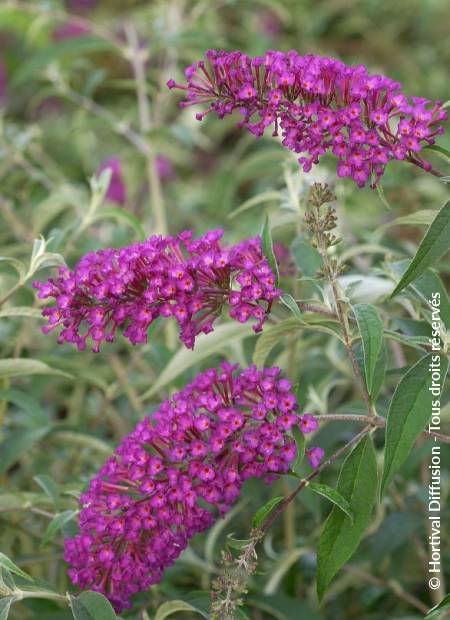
64,363 -> 320,610
168,50 -> 447,187
34,230 -> 280,352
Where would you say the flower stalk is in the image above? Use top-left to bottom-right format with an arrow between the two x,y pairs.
304,184 -> 376,418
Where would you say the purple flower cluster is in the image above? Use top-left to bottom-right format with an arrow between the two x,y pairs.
168,50 -> 447,187
64,363 -> 321,610
34,230 -> 280,352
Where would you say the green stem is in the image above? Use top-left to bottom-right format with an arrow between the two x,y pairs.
0,280 -> 22,308
123,22 -> 168,236
314,413 -> 450,444
13,589 -> 68,603
313,208 -> 375,418
260,425 -> 372,536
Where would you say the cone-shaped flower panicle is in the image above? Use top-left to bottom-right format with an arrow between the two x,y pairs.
64,363 -> 320,610
168,50 -> 447,187
34,230 -> 280,352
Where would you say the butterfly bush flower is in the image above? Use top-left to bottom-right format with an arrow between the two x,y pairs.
34,230 -> 280,352
168,50 -> 447,187
306,446 -> 325,468
64,363 -> 319,610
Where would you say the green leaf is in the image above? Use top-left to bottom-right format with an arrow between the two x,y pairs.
261,214 -> 279,286
0,492 -> 52,513
226,535 -> 251,551
140,322 -> 254,401
228,191 -> 282,219
0,567 -> 15,593
308,483 -> 354,524
0,427 -> 51,475
423,144 -> 450,163
253,318 -> 301,367
0,306 -> 44,319
391,200 -> 450,297
352,304 -> 384,397
380,209 -> 437,229
0,359 -> 73,380
264,548 -> 307,595
353,340 -> 386,402
253,317 -> 342,368
41,510 -> 78,547
0,256 -> 27,280
154,599 -> 209,620
252,496 -> 284,529
279,293 -> 302,318
0,388 -> 48,425
34,475 -> 59,506
381,354 -> 449,496
376,183 -> 392,210
425,594 -> 450,619
247,594 -> 324,620
205,502 -> 246,564
92,208 -> 146,241
316,435 -> 377,601
384,330 -> 429,352
0,553 -> 32,582
290,237 -> 323,277
390,261 -> 450,330
70,591 -> 118,620
0,597 -> 13,620
51,430 -> 112,455
13,37 -> 113,86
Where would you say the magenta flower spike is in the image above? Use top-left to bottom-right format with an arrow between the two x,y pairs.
64,363 -> 316,610
168,50 -> 447,187
34,230 -> 280,352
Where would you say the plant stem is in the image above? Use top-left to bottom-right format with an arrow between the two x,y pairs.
110,353 -> 142,414
29,507 -> 55,520
407,156 -> 446,180
260,425 -> 372,536
314,413 -> 450,444
14,589 -> 68,603
0,281 -> 22,308
212,426 -> 372,619
58,85 -> 151,157
124,22 -> 168,236
312,205 -> 375,418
